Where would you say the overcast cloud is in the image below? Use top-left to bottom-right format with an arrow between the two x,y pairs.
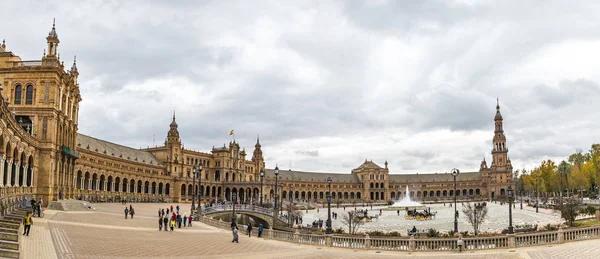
3,0 -> 600,174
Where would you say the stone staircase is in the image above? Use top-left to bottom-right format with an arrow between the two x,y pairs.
0,209 -> 27,259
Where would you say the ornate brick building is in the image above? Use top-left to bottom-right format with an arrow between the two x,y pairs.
0,22 -> 513,207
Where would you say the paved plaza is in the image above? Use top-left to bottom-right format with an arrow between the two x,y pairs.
17,203 -> 599,258
302,202 -> 562,234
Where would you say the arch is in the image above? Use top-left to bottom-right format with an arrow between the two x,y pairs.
137,180 -> 142,193
144,181 -> 150,194
350,192 -> 355,200
370,192 -> 374,200
225,172 -> 229,182
370,182 -> 374,188
152,182 -> 157,194
18,152 -> 25,186
500,188 -> 505,196
417,191 -> 421,198
475,189 -> 481,195
215,170 -> 221,181
390,192 -> 395,200
76,170 -> 83,189
92,173 -> 98,190
462,189 -> 468,196
436,190 -> 441,197
357,192 -> 361,199
443,190 -> 447,197
14,84 -> 22,104
25,84 -> 34,105
158,182 -> 163,195
469,189 -> 474,196
188,184 -> 193,199
115,177 -> 121,192
282,191 -> 287,200
99,175 -> 106,191
130,179 -> 135,193
165,183 -> 170,195
206,185 -> 211,197
181,184 -> 186,198
84,172 -> 90,190
107,176 -> 113,192
449,190 -> 454,196
319,192 -> 324,200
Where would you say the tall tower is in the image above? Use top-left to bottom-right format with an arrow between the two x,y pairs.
165,112 -> 182,175
252,136 -> 264,174
491,99 -> 508,169
46,19 -> 59,58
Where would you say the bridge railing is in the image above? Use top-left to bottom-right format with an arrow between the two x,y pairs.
204,205 -> 288,222
196,215 -> 600,252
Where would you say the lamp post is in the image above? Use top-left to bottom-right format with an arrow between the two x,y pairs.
273,166 -> 279,223
260,170 -> 264,206
191,166 -> 196,212
232,192 -> 237,220
198,164 -> 203,215
326,176 -> 333,234
519,180 -> 523,210
289,185 -> 294,227
507,185 -> 514,234
451,168 -> 460,233
535,174 -> 539,213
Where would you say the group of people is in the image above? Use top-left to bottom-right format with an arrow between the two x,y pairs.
124,205 -> 135,219
230,221 -> 265,243
29,198 -> 43,217
158,205 -> 193,232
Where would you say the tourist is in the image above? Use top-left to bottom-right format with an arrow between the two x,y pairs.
232,227 -> 239,243
170,218 -> 176,231
129,204 -> 133,212
247,223 -> 252,237
177,213 -> 182,228
379,209 -> 382,215
163,217 -> 168,231
22,211 -> 33,236
170,205 -> 174,212
231,220 -> 237,231
158,209 -> 162,218
166,208 -> 169,215
258,224 -> 263,237
124,207 -> 129,219
176,205 -> 180,213
457,236 -> 463,252
397,210 -> 400,216
188,215 -> 193,227
162,208 -> 165,217
130,207 -> 135,219
159,217 -> 163,231
183,214 -> 187,227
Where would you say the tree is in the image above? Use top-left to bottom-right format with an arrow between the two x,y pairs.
557,197 -> 582,227
461,203 -> 488,235
340,211 -> 365,235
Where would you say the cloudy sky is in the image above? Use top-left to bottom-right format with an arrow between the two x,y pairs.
3,0 -> 600,174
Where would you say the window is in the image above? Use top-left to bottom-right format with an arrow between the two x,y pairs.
25,85 -> 33,104
14,85 -> 22,104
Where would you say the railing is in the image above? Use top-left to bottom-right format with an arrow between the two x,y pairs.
331,236 -> 366,249
8,60 -> 43,67
563,226 -> 599,241
370,238 -> 410,251
204,205 -> 288,221
515,232 -> 558,247
196,215 -> 600,252
464,236 -> 508,250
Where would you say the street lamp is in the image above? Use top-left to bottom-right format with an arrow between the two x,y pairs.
273,165 -> 279,223
191,166 -> 196,212
507,185 -> 514,234
232,192 -> 237,220
326,176 -> 333,234
289,185 -> 294,227
198,164 -> 203,215
451,168 -> 460,233
535,174 -> 539,213
260,170 -> 264,206
519,180 -> 523,210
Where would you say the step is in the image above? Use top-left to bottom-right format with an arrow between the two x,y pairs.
0,233 -> 18,242
0,240 -> 18,251
0,223 -> 18,230
0,248 -> 19,259
0,228 -> 17,235
0,218 -> 20,224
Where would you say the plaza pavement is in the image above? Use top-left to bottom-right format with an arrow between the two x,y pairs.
18,203 -> 600,259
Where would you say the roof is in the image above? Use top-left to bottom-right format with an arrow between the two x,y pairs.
263,169 -> 359,183
76,133 -> 162,166
355,160 -> 382,170
389,171 -> 481,182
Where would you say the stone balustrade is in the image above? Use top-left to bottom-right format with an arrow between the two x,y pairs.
197,215 -> 600,252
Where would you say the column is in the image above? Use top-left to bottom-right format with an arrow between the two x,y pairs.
163,186 -> 166,195
73,176 -> 77,188
0,156 -> 5,187
30,168 -> 34,188
80,178 -> 84,190
14,162 -> 20,187
111,182 -> 115,192
104,181 -> 107,192
96,180 -> 100,191
6,160 -> 12,187
23,165 -> 29,187
88,179 -> 92,190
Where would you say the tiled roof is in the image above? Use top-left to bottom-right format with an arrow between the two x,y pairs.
389,171 -> 481,182
355,160 -> 382,170
263,169 -> 359,183
76,134 -> 162,166
262,168 -> 481,183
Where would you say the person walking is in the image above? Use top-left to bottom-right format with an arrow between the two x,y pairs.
158,209 -> 162,218
231,220 -> 237,231
457,235 -> 463,252
159,217 -> 163,231
188,215 -> 193,227
176,205 -> 180,214
177,214 -> 182,228
232,227 -> 239,243
183,214 -> 187,227
23,211 -> 33,236
170,219 -> 175,232
130,208 -> 135,219
124,207 -> 129,219
258,224 -> 263,238
247,223 -> 253,237
163,217 -> 169,231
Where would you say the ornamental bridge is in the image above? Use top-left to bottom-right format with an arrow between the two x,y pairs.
203,205 -> 288,228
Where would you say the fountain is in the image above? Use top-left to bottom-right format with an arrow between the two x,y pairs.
386,186 -> 426,210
